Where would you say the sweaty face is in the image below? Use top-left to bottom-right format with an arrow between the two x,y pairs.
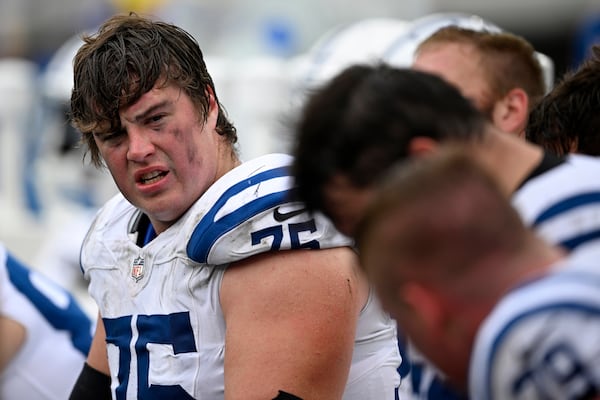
93,82 -> 235,233
322,174 -> 375,238
413,42 -> 495,117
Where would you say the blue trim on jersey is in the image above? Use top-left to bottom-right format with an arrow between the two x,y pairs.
484,301 -> 600,399
144,223 -> 156,246
531,192 -> 600,250
187,166 -> 293,263
396,331 -> 412,379
559,229 -> 600,250
6,253 -> 92,355
532,192 -> 600,226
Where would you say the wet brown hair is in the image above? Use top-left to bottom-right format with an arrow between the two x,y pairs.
70,13 -> 237,167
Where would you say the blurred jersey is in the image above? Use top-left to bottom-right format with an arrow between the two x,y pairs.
513,153 -> 600,258
0,242 -> 93,399
470,255 -> 600,399
464,152 -> 600,398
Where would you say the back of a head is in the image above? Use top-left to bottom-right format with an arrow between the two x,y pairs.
384,13 -> 553,95
292,63 -> 487,213
70,13 -> 236,167
526,45 -> 600,156
416,26 -> 546,107
356,148 -> 528,285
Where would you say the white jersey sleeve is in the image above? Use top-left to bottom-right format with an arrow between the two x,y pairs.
0,243 -> 93,400
185,153 -> 353,264
470,262 -> 600,400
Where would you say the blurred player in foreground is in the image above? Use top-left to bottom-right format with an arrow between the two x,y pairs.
292,15 -> 552,400
291,63 -> 600,399
0,241 -> 93,399
68,13 -> 400,400
292,63 -> 600,258
356,149 -> 600,399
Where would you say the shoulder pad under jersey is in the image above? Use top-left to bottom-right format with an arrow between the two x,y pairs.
186,153 -> 352,264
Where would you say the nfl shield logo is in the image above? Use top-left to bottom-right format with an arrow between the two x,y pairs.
131,256 -> 145,282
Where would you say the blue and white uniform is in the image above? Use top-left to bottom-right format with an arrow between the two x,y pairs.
408,153 -> 600,400
0,242 -> 93,399
81,153 -> 401,400
514,153 -> 600,257
467,153 -> 600,398
470,256 -> 600,399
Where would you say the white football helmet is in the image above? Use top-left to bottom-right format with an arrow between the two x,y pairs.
382,12 -> 554,93
291,18 -> 411,92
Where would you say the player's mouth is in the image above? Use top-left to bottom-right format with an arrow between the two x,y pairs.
138,170 -> 168,185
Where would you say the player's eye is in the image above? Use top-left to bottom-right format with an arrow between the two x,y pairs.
96,129 -> 124,143
147,114 -> 165,124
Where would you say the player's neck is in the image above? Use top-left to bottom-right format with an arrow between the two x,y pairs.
473,129 -> 544,195
505,237 -> 565,294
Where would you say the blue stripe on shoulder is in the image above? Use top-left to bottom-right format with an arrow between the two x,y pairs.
187,166 -> 293,263
532,192 -> 600,251
532,192 -> 600,226
6,254 -> 92,355
559,229 -> 600,251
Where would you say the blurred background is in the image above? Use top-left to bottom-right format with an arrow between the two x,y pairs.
2,0 -> 599,72
1,0 -> 599,316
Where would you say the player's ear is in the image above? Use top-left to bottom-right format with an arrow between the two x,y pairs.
203,85 -> 220,130
399,282 -> 444,334
490,87 -> 528,135
408,136 -> 439,157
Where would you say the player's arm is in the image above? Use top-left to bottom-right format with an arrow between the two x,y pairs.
0,315 -> 25,373
69,314 -> 111,400
221,247 -> 362,400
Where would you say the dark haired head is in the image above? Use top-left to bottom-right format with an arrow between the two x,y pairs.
292,63 -> 487,213
526,45 -> 600,156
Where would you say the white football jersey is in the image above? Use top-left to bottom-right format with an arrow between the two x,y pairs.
407,153 -> 600,400
470,258 -> 600,399
467,153 -> 600,399
0,242 -> 93,399
514,153 -> 600,256
81,153 -> 401,399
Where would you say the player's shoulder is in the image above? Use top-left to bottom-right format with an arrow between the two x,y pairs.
184,153 -> 352,265
513,153 -> 600,249
515,153 -> 600,203
470,263 -> 600,399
